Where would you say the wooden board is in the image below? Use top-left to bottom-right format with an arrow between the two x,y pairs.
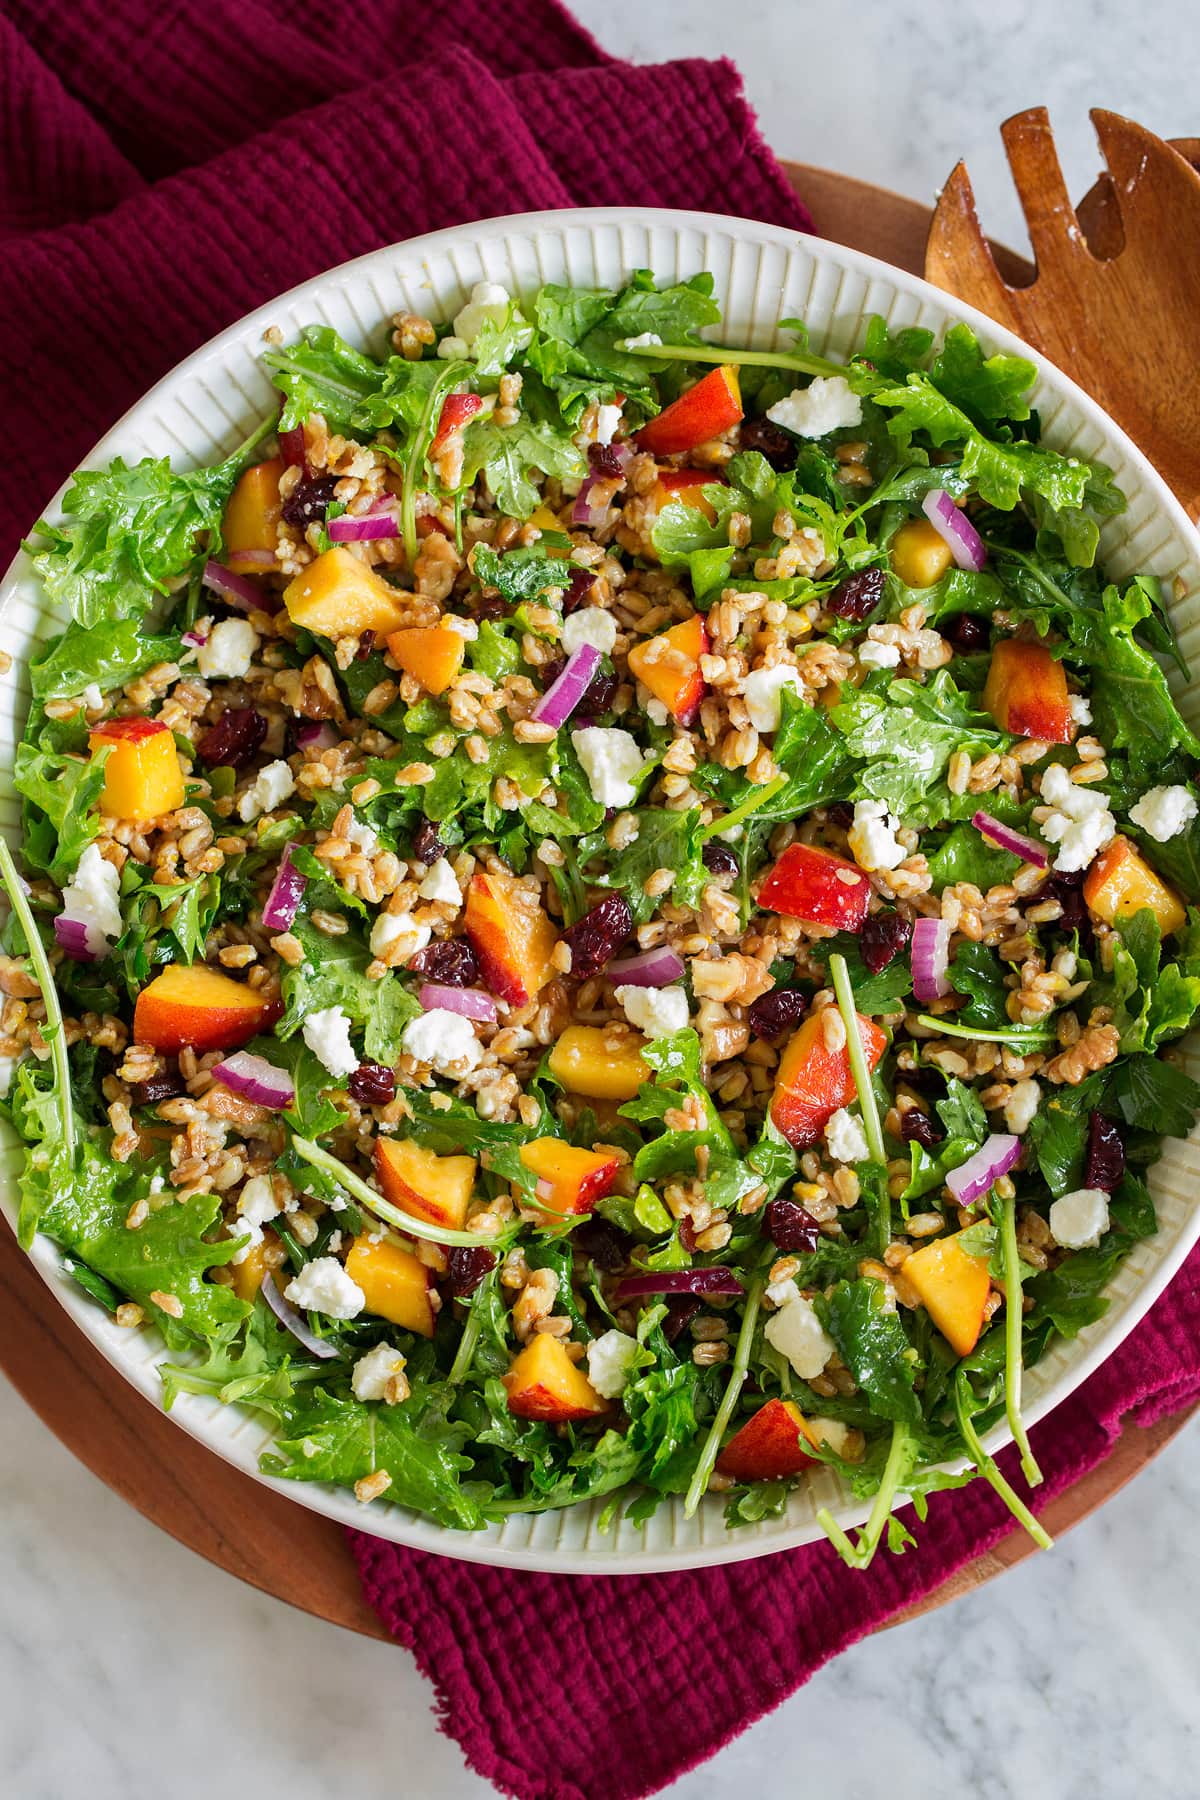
0,160 -> 1193,1640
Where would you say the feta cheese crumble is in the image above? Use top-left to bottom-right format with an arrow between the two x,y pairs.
284,1256 -> 365,1320
767,375 -> 863,439
764,1290 -> 835,1381
451,281 -> 527,354
848,798 -> 905,872
302,1006 -> 359,1080
857,637 -> 901,670
81,682 -> 104,711
586,1328 -> 641,1399
344,814 -> 380,855
417,858 -> 462,906
743,663 -> 805,733
238,758 -> 296,823
60,843 -> 122,954
571,726 -> 645,808
402,1007 -> 482,1075
1129,783 -> 1198,843
351,1342 -> 408,1403
616,984 -> 689,1040
197,617 -> 259,681
824,1107 -> 870,1165
1039,764 -> 1116,873
620,331 -> 662,350
1049,1187 -> 1111,1250
561,606 -> 618,657
1068,694 -> 1093,727
1004,1078 -> 1041,1136
238,1175 -> 280,1228
369,909 -> 431,963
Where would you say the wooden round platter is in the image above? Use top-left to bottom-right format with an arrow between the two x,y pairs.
0,161 -> 1194,1638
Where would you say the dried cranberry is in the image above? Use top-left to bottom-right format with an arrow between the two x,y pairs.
825,801 -> 854,830
356,629 -> 376,659
943,612 -> 989,652
827,567 -> 885,622
900,1106 -> 942,1149
678,1215 -> 698,1254
408,937 -> 479,987
739,416 -> 795,469
196,706 -> 267,770
411,818 -> 446,867
1041,870 -> 1088,935
859,910 -> 912,974
702,842 -> 739,877
542,655 -> 617,719
446,1246 -> 497,1297
588,442 -> 625,481
348,1062 -> 395,1105
764,1198 -> 821,1253
573,1219 -> 628,1273
563,568 -> 598,614
280,473 -> 339,527
662,1296 -> 702,1343
470,592 -> 508,622
129,1066 -> 184,1108
1085,1112 -> 1125,1192
747,987 -> 808,1042
562,895 -> 633,980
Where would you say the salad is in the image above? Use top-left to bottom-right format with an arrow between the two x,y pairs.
5,267 -> 1200,1566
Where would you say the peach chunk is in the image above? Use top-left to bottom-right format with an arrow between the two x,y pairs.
89,717 -> 185,822
133,964 -> 280,1054
374,1137 -> 477,1233
463,869 -> 558,1007
503,1333 -> 607,1421
716,1398 -> 816,1481
636,367 -> 743,456
769,1009 -> 888,1148
546,1025 -> 649,1101
223,456 -> 284,573
903,1231 -> 992,1357
1083,836 -> 1186,937
344,1234 -> 436,1337
982,639 -> 1072,744
627,613 -> 708,726
386,625 -> 466,696
283,546 -> 410,638
518,1137 -> 621,1216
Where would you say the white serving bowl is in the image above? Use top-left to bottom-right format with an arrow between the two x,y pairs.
3,209 -> 1198,1573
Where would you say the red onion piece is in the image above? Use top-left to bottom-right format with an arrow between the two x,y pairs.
613,1268 -> 745,1302
531,643 -> 601,729
204,558 -> 267,611
262,1273 -> 340,1358
946,1133 -> 1022,1206
182,627 -> 208,648
972,810 -> 1048,869
606,946 -> 686,988
571,475 -> 611,530
294,721 -> 338,751
54,914 -> 98,962
213,1051 -> 295,1110
417,983 -> 497,1021
328,509 -> 400,544
262,846 -> 307,932
921,488 -> 987,572
911,916 -> 953,1003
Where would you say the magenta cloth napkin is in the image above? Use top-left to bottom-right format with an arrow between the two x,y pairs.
2,5 -> 1197,1796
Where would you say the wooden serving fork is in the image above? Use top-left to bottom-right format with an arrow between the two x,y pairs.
925,109 -> 1200,521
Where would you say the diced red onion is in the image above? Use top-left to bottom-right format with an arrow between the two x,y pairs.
213,1051 -> 295,1110
530,643 -> 601,728
972,810 -> 1048,869
911,916 -> 953,1003
921,488 -> 987,572
946,1133 -> 1022,1206
262,846 -> 307,932
204,558 -> 268,610
262,1273 -> 339,1358
278,425 -> 306,469
294,721 -> 338,751
328,508 -> 400,544
610,442 -> 634,473
182,627 -> 208,648
571,475 -> 611,530
613,1268 -> 745,1302
54,914 -> 98,962
606,946 -> 686,988
418,983 -> 497,1021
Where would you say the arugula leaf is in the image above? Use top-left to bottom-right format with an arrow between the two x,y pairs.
820,1277 -> 921,1426
471,545 -> 570,605
1025,1078 -> 1101,1197
161,1299 -> 300,1414
31,621 -> 184,702
15,725 -> 107,882
927,823 -> 1021,892
811,935 -> 911,1013
277,916 -> 419,1064
1067,582 -> 1200,774
929,324 -> 1035,426
262,325 -> 388,435
460,416 -> 585,518
833,671 -> 1007,819
948,940 -> 1012,1031
578,807 -> 706,926
937,1078 -> 988,1144
1104,1054 -> 1200,1137
1025,1174 -> 1157,1337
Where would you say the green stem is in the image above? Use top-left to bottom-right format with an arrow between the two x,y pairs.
290,1136 -> 518,1249
954,1371 -> 1052,1550
618,340 -> 850,382
998,1192 -> 1043,1488
0,840 -> 74,1156
915,1014 -> 1056,1049
401,361 -> 472,571
684,1277 -> 764,1517
817,1418 -> 914,1569
699,773 -> 787,842
828,953 -> 886,1165
447,1303 -> 483,1385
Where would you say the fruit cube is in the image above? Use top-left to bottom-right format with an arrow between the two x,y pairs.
374,1138 -> 477,1233
982,639 -> 1072,743
546,1025 -> 649,1101
283,546 -> 409,638
890,516 -> 955,588
229,1231 -> 277,1304
627,613 -> 708,726
134,964 -> 280,1054
902,1230 -> 992,1357
716,1398 -> 815,1481
386,625 -> 466,696
223,456 -> 285,573
518,1137 -> 621,1215
1083,836 -> 1186,936
89,717 -> 185,821
652,466 -> 721,525
463,869 -> 558,1007
769,1008 -> 888,1147
636,366 -> 743,456
757,842 -> 872,932
344,1234 -> 436,1337
503,1332 -> 607,1421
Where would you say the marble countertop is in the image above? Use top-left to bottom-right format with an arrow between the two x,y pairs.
5,4 -> 1200,1795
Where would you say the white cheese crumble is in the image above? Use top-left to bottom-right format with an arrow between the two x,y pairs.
743,663 -> 805,733
561,606 -> 618,657
620,332 -> 662,350
764,1290 -> 835,1381
196,617 -> 259,681
451,281 -> 528,354
857,638 -> 901,670
824,1107 -> 870,1165
238,1175 -> 280,1228
1039,763 -> 1116,873
615,984 -> 689,1040
351,1342 -> 408,1403
586,1328 -> 640,1399
238,758 -> 296,822
595,403 -> 623,445
302,1006 -> 359,1080
767,375 -> 863,438
60,843 -> 123,954
1069,694 -> 1093,727
571,726 -> 645,808
82,682 -> 104,711
402,1007 -> 482,1074
1004,1078 -> 1041,1136
284,1256 -> 365,1320
344,814 -> 380,855
1049,1187 -> 1111,1250
417,858 -> 462,906
1129,783 -> 1198,843
848,798 -> 905,872
369,910 -> 431,963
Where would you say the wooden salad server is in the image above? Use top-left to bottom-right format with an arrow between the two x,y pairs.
925,109 -> 1200,522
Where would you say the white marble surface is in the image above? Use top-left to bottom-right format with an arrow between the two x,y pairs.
6,6 -> 1200,1795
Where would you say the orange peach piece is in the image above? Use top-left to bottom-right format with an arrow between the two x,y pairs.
903,1231 -> 992,1357
627,613 -> 708,725
89,717 -> 185,822
503,1332 -> 607,1421
769,1008 -> 888,1148
889,516 -> 955,588
546,1025 -> 649,1101
374,1137 -> 476,1233
518,1137 -> 621,1216
1083,836 -> 1186,936
982,639 -> 1073,744
463,869 -> 558,1007
344,1234 -> 436,1337
223,456 -> 285,573
133,964 -> 280,1055
636,366 -> 743,456
652,466 -> 720,525
716,1398 -> 815,1481
386,625 -> 466,696
283,546 -> 410,638
229,1231 -> 277,1304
